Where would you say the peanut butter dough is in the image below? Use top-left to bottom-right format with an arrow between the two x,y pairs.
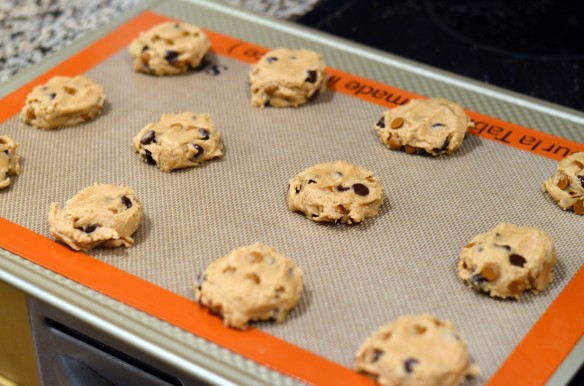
288,161 -> 384,224
249,48 -> 327,108
375,98 -> 473,156
542,151 -> 584,215
0,136 -> 21,190
458,223 -> 556,300
49,184 -> 143,251
129,22 -> 210,76
133,112 -> 223,172
355,314 -> 479,386
194,243 -> 303,329
20,75 -> 105,130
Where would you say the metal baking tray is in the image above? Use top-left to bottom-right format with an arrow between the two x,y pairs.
1,1 -> 583,385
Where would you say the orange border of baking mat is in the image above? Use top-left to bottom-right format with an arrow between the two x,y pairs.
0,11 -> 582,386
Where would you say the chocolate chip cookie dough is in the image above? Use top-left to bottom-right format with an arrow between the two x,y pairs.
375,98 -> 473,156
355,314 -> 479,386
288,161 -> 384,224
49,184 -> 144,251
0,136 -> 21,190
129,21 -> 210,76
542,151 -> 584,215
194,243 -> 303,329
20,75 -> 105,130
133,112 -> 223,172
249,48 -> 327,108
458,223 -> 556,300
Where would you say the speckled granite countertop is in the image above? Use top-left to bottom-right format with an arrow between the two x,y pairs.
0,0 -> 319,84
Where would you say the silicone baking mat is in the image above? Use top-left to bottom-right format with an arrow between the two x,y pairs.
0,10 -> 583,386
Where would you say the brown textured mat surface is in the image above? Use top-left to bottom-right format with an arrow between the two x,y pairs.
0,49 -> 582,384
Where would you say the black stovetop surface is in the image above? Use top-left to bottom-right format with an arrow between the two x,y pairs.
297,0 -> 584,112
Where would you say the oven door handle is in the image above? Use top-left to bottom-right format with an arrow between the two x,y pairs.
54,354 -> 115,386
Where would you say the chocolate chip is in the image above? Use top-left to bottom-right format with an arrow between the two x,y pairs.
49,93 -> 56,100
371,350 -> 384,363
403,145 -> 417,154
143,149 -> 156,165
308,179 -> 317,184
192,144 -> 204,160
3,150 -> 8,155
469,273 -> 487,286
509,254 -> 527,267
498,245 -> 511,251
508,279 -> 525,295
377,116 -> 385,128
295,187 -> 301,194
390,117 -> 404,129
438,136 -> 451,152
352,183 -> 369,196
306,70 -> 318,83
84,224 -> 98,233
140,130 -> 156,145
164,50 -> 180,64
198,128 -> 210,140
195,273 -> 203,288
141,45 -> 149,53
266,57 -> 278,63
404,358 -> 418,374
121,196 -> 132,209
337,185 -> 350,192
432,123 -> 445,129
579,175 -> 584,188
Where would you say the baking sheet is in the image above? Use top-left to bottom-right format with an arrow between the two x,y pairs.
0,6 -> 583,386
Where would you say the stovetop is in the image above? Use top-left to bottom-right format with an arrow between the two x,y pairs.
297,0 -> 584,112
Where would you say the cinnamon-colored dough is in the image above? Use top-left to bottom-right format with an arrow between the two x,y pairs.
49,184 -> 143,251
194,243 -> 303,329
375,98 -> 472,156
0,136 -> 21,190
132,112 -> 223,172
129,22 -> 210,76
355,314 -> 480,386
20,75 -> 105,130
249,48 -> 327,108
542,151 -> 584,215
458,223 -> 556,300
288,161 -> 384,224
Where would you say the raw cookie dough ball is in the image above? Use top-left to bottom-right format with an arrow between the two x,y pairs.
20,75 -> 105,130
194,243 -> 303,329
542,151 -> 584,215
355,314 -> 480,386
48,184 -> 144,251
375,98 -> 473,156
0,136 -> 21,190
133,112 -> 223,172
288,161 -> 384,224
249,48 -> 327,108
128,21 -> 210,76
458,223 -> 556,300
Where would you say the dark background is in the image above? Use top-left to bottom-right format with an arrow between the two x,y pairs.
297,0 -> 584,112
298,1 -> 584,385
